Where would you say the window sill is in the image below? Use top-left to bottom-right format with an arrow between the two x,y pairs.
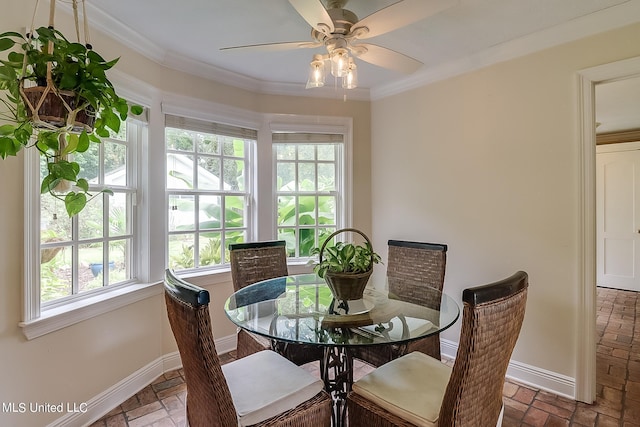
19,282 -> 163,340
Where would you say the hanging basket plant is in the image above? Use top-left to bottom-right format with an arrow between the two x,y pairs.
0,0 -> 142,216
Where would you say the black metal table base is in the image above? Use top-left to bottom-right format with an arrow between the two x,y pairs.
321,346 -> 353,427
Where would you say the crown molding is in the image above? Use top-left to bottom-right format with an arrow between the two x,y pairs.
161,50 -> 371,101
71,1 -> 640,102
81,2 -> 166,64
596,128 -> 640,145
371,0 -> 640,100
79,2 -> 371,101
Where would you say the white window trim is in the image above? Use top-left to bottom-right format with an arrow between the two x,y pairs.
19,282 -> 161,340
21,120 -> 147,339
264,114 -> 354,240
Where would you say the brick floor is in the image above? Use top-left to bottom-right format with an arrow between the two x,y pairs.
90,287 -> 639,426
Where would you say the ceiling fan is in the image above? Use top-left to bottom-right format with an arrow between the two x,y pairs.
221,0 -> 457,89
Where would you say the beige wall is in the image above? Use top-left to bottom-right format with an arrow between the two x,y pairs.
0,1 -> 371,425
370,22 -> 640,380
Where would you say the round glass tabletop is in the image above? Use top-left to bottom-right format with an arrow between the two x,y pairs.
225,273 -> 460,347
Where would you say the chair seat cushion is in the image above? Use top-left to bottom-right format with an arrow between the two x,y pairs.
351,351 -> 451,427
222,350 -> 324,426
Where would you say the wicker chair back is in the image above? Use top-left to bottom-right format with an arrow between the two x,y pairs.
351,240 -> 448,367
439,270 -> 528,426
229,240 -> 289,291
164,269 -> 238,427
229,241 -> 324,365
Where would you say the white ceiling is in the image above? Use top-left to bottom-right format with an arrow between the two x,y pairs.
596,77 -> 640,134
77,0 -> 640,130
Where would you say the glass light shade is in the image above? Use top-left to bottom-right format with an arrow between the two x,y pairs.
342,59 -> 357,89
306,56 -> 326,88
330,48 -> 349,77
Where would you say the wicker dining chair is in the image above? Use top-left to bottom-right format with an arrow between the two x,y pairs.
351,240 -> 448,367
347,271 -> 529,427
229,240 -> 324,365
164,269 -> 332,427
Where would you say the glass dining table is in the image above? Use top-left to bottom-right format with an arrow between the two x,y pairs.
224,273 -> 460,427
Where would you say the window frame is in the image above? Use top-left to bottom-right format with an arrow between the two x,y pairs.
265,118 -> 353,253
164,115 -> 256,273
22,115 -> 149,338
20,93 -> 353,339
272,133 -> 345,259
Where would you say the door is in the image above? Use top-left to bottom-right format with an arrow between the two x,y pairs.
596,143 -> 640,291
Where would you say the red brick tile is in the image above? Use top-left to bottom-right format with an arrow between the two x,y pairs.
503,381 -> 519,398
136,385 -> 159,406
119,394 -> 141,412
546,415 -> 570,427
152,376 -> 184,392
504,396 -> 531,413
105,413 -> 127,427
504,404 -> 526,421
127,408 -> 169,427
596,413 -> 622,427
514,386 -> 537,404
532,399 -> 573,419
571,406 -> 598,425
125,401 -> 163,421
523,406 -> 550,426
601,385 -> 624,403
161,395 -> 184,413
156,382 -> 187,400
626,380 -> 640,401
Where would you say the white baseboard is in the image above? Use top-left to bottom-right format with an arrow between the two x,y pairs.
441,339 -> 576,400
48,334 -> 237,427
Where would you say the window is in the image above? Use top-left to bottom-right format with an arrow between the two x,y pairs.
273,133 -> 343,257
35,120 -> 142,307
165,115 -> 256,271
22,101 -> 351,338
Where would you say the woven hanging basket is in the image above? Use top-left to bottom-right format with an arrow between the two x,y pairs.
20,0 -> 96,134
320,228 -> 375,301
22,87 -> 96,133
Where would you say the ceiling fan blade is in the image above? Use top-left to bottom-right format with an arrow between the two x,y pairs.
220,41 -> 322,53
351,0 -> 457,39
288,0 -> 334,35
354,43 -> 423,74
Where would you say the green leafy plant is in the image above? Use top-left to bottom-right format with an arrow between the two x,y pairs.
309,240 -> 382,278
0,26 -> 143,216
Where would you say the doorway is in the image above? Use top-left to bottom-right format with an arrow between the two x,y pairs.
578,56 -> 640,403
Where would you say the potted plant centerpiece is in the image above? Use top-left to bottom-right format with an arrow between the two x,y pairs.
0,20 -> 142,216
310,228 -> 382,303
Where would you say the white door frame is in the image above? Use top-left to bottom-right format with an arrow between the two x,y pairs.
577,56 -> 640,403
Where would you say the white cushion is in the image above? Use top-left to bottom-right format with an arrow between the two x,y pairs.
222,350 -> 324,426
352,351 -> 451,427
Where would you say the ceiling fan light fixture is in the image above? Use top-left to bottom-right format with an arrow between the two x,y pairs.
306,54 -> 326,88
330,47 -> 349,78
342,58 -> 357,89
